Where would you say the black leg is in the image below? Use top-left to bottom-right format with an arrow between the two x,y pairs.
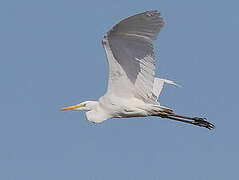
157,113 -> 215,130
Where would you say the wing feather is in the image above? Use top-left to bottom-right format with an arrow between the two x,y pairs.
152,78 -> 181,101
102,10 -> 164,102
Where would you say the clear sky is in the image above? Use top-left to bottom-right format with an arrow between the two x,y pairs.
1,0 -> 238,179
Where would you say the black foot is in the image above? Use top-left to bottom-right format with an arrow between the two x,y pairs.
192,117 -> 215,130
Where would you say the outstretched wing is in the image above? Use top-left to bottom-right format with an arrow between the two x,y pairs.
102,10 -> 164,102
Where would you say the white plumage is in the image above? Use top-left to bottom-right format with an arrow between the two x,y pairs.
61,10 -> 215,130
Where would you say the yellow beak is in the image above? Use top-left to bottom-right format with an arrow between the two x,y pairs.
61,104 -> 83,111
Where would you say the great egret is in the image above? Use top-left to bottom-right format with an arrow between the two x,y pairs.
61,10 -> 215,130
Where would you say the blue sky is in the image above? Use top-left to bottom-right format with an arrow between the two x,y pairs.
1,0 -> 238,179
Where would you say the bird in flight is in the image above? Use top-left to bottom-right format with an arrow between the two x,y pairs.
61,10 -> 215,130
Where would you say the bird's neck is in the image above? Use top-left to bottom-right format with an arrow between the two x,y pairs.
85,101 -> 112,123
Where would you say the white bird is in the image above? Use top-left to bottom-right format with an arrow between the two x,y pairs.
61,10 -> 215,129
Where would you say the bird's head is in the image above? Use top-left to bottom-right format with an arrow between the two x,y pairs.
61,101 -> 98,112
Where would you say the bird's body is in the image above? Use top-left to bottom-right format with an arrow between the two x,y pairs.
61,10 -> 215,129
75,96 -> 168,123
